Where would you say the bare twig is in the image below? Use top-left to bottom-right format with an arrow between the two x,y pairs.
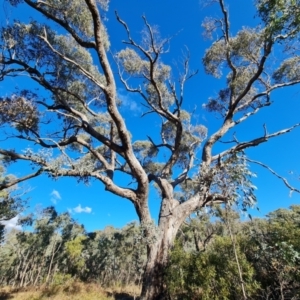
246,158 -> 300,194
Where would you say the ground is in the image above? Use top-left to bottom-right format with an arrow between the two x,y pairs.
0,281 -> 140,300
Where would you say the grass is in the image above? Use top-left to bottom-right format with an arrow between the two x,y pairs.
0,281 -> 140,300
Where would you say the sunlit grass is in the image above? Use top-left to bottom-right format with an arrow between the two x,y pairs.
0,281 -> 140,300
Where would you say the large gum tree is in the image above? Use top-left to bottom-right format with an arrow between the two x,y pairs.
1,0 -> 300,298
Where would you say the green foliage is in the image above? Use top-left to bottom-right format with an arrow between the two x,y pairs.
273,56 -> 300,83
167,236 -> 260,300
51,272 -> 72,286
166,205 -> 300,299
211,154 -> 257,209
117,48 -> 149,75
245,206 -> 300,299
203,28 -> 263,78
65,235 -> 87,272
256,0 -> 300,38
0,96 -> 39,133
8,0 -> 110,43
1,205 -> 300,299
0,214 -> 148,288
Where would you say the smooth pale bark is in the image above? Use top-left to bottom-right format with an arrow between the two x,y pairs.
137,175 -> 210,299
20,259 -> 31,288
140,216 -> 178,300
46,242 -> 57,284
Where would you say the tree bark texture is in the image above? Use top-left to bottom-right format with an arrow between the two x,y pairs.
141,238 -> 171,298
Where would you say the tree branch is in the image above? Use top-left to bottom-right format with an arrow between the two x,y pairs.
246,158 -> 300,194
212,123 -> 300,161
92,172 -> 137,203
85,0 -> 149,200
171,144 -> 196,188
0,168 -> 43,190
37,28 -> 106,91
23,0 -> 96,49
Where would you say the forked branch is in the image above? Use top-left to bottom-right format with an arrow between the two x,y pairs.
212,123 -> 300,162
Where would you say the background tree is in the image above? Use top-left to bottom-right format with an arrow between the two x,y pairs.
166,205 -> 300,299
0,207 -> 87,287
1,205 -> 300,299
167,234 -> 260,300
1,0 -> 300,298
0,212 -> 147,290
245,206 -> 300,299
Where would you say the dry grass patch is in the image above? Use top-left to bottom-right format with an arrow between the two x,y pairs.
0,282 -> 113,300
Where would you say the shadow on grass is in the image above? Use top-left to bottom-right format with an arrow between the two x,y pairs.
108,291 -> 139,300
0,291 -> 13,300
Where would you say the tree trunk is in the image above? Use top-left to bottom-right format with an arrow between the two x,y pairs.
140,215 -> 179,300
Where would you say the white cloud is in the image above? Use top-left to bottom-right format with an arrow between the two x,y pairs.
51,190 -> 61,200
118,89 -> 142,115
1,215 -> 22,231
50,190 -> 61,204
72,204 -> 92,214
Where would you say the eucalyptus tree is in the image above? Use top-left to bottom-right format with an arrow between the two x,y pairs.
83,223 -> 146,286
0,206 -> 86,287
0,229 -> 19,285
1,0 -> 300,298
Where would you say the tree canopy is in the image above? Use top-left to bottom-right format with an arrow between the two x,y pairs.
1,0 -> 300,298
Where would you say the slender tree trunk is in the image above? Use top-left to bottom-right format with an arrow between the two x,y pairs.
50,263 -> 58,284
34,264 -> 42,286
228,223 -> 247,299
46,242 -> 56,284
125,261 -> 132,286
34,251 -> 47,286
46,240 -> 61,284
20,259 -> 31,288
29,264 -> 35,285
13,261 -> 22,288
223,206 -> 247,300
13,249 -> 28,287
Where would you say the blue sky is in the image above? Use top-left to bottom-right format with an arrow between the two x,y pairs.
1,0 -> 300,232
